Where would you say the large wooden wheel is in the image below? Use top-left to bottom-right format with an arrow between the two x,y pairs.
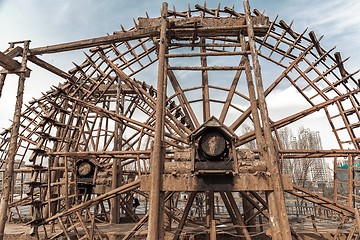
0,1 -> 359,239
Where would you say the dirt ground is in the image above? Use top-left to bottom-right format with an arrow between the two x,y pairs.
3,223 -> 32,240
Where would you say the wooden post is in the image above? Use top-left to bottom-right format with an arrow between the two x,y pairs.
354,208 -> 360,234
210,219 -> 216,240
243,196 -> 256,233
348,155 -> 354,208
0,73 -> 6,98
333,156 -> 338,202
147,3 -> 168,240
200,37 -> 210,121
243,0 -> 292,239
0,41 -> 30,240
207,191 -> 215,239
110,78 -> 124,223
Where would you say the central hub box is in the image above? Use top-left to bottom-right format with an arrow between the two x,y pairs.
190,116 -> 237,175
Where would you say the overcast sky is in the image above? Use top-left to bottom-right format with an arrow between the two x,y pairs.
0,0 -> 359,149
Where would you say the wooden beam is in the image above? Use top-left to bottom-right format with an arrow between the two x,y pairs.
29,27 -> 159,55
28,55 -> 72,80
5,46 -> 23,58
138,15 -> 269,36
147,3 -> 168,239
0,51 -> 21,71
0,48 -> 31,77
140,174 -> 293,191
0,41 -> 30,240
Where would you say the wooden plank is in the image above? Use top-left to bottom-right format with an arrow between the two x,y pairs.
138,15 -> 269,36
140,174 -> 293,191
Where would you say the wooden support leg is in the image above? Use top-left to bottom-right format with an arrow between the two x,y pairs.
355,208 -> 360,233
208,192 -> 215,240
0,41 -> 30,240
243,194 -> 256,233
225,192 -> 251,240
173,192 -> 196,240
333,215 -> 347,240
219,192 -> 243,235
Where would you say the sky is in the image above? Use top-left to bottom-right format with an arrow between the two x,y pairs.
0,0 -> 359,150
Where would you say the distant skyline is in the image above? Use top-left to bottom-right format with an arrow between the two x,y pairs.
0,1 -> 359,148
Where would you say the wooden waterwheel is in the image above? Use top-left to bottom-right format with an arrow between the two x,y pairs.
0,1 -> 359,239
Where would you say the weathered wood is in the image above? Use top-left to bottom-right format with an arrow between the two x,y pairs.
168,66 -> 246,71
138,15 -> 269,36
0,2 -> 359,239
110,79 -> 124,224
173,192 -> 196,240
0,73 -> 6,98
43,179 -> 140,224
0,49 -> 31,77
219,192 -> 242,235
140,174 -> 293,191
243,0 -> 291,238
28,55 -> 72,80
147,3 -> 168,240
29,27 -> 159,55
165,50 -> 250,58
0,41 -> 30,240
225,191 -> 251,240
4,46 -> 23,58
0,51 -> 20,71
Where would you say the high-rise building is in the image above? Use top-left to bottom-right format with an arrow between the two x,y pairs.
280,128 -> 330,187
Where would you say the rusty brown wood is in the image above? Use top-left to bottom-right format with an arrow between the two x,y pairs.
28,55 -> 73,80
200,37 -> 210,121
219,57 -> 246,124
98,51 -> 191,138
225,191 -> 251,240
147,3 -> 168,240
110,79 -> 124,224
243,0 -> 291,239
165,51 -> 250,58
167,69 -> 199,129
173,192 -> 196,240
0,73 -> 6,98
0,51 -> 21,71
230,42 -> 316,131
43,179 -> 140,225
348,155 -> 354,208
219,192 -> 245,236
0,2 -> 359,239
29,28 -> 159,55
168,66 -> 246,71
64,95 -> 186,145
0,41 -> 29,240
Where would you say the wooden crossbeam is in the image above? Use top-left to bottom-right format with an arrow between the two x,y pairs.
0,49 -> 31,77
0,52 -> 21,71
0,51 -> 20,71
29,28 -> 159,55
